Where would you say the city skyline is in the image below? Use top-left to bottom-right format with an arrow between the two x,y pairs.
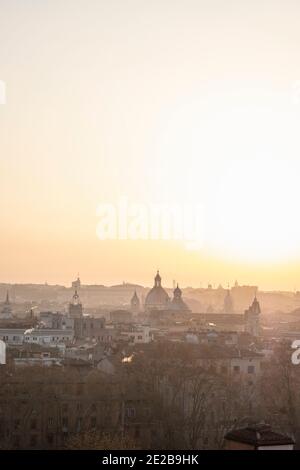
2,1 -> 300,290
0,264 -> 300,292
1,2 -> 300,455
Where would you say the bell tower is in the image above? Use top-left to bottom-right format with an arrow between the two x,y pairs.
245,294 -> 261,337
68,290 -> 83,318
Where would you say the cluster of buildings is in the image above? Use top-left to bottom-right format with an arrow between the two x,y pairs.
0,271 -> 296,450
0,270 -> 263,373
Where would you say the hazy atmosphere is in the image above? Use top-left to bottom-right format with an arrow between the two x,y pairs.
2,0 -> 300,289
2,1 -> 300,458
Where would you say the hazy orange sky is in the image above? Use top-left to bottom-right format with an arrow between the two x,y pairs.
1,1 -> 300,290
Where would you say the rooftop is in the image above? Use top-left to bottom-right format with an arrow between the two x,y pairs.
225,424 -> 295,447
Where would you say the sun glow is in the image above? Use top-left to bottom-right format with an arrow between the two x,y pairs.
210,155 -> 300,263
153,88 -> 300,263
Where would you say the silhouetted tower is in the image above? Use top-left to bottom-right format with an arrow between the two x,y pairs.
1,291 -> 12,319
154,270 -> 162,287
244,294 -> 261,337
223,287 -> 234,313
68,290 -> 83,318
72,274 -> 81,290
130,290 -> 140,314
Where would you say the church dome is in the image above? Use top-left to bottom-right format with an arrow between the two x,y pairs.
146,287 -> 169,307
131,290 -> 139,305
131,290 -> 140,312
173,284 -> 182,298
145,271 -> 169,310
168,284 -> 190,312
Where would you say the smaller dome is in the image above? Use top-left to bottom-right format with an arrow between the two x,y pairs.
173,284 -> 182,298
131,290 -> 139,301
131,290 -> 140,307
169,284 -> 190,312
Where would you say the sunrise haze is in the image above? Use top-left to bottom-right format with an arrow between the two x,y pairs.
1,0 -> 300,289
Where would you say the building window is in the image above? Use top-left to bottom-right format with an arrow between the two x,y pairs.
48,417 -> 54,427
233,365 -> 240,373
248,365 -> 255,374
126,407 -> 136,418
91,416 -> 97,428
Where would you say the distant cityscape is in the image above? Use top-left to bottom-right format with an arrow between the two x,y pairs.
2,0 -> 300,455
0,271 -> 299,449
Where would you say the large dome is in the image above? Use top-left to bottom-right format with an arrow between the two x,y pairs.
145,271 -> 170,311
146,286 -> 170,307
